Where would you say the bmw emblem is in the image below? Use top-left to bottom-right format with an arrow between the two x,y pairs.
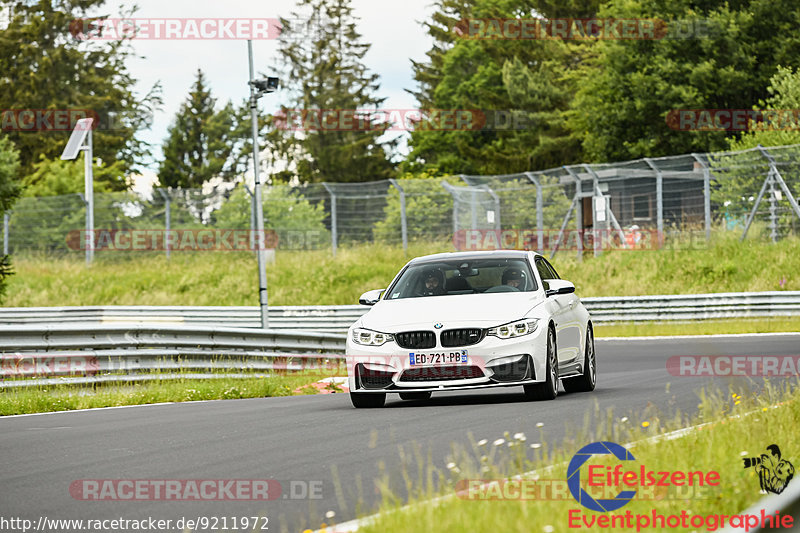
434,323 -> 443,329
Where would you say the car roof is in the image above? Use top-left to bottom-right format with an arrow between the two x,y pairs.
408,250 -> 540,265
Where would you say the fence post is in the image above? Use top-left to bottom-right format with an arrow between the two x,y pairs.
3,212 -> 8,255
563,166 -> 583,261
524,172 -> 543,251
643,158 -> 664,245
389,178 -> 407,253
691,154 -> 711,242
756,144 -> 800,240
481,184 -> 501,231
157,189 -> 171,260
322,183 -> 337,257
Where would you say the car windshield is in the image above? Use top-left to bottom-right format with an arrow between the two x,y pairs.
385,258 -> 537,300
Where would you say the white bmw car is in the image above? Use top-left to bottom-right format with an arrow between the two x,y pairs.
346,250 -> 595,408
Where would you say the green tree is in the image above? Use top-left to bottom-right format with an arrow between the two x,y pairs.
273,0 -> 396,183
0,0 -> 161,186
0,136 -> 21,302
213,186 -> 329,249
158,70 -> 239,189
571,0 -> 800,163
712,66 -> 800,221
404,0 -> 593,175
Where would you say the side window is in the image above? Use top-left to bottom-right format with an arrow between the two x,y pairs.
535,259 -> 551,282
542,258 -> 561,280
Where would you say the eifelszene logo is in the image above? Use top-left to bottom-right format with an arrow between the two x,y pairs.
742,444 -> 795,495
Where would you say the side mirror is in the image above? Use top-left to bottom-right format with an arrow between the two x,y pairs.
545,280 -> 575,297
359,289 -> 384,306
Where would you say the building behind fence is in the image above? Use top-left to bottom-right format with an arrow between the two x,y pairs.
3,143 -> 800,260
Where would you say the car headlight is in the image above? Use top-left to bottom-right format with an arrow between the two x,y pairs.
487,319 -> 539,339
351,328 -> 394,346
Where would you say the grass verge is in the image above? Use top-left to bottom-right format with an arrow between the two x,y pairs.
350,380 -> 800,533
5,232 -> 800,306
0,370 -> 344,416
595,317 -> 800,337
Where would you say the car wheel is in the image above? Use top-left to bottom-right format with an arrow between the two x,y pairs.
563,326 -> 596,393
524,326 -> 558,401
350,392 -> 386,408
399,392 -> 432,401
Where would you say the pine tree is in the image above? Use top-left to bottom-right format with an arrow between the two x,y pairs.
274,0 -> 396,183
0,0 -> 161,187
158,69 -> 237,189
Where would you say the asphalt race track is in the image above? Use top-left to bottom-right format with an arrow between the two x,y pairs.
2,334 -> 799,532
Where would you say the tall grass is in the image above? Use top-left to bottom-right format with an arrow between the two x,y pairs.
5,232 -> 800,307
351,380 -> 800,533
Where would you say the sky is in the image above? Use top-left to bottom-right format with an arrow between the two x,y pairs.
110,0 -> 437,178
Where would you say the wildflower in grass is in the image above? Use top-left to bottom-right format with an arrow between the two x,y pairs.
446,462 -> 457,470
642,421 -> 650,428
530,443 -> 542,449
544,526 -> 555,533
477,439 -> 488,447
325,511 -> 335,519
493,438 -> 505,447
514,432 -> 527,441
536,422 -> 544,428
620,416 -> 628,423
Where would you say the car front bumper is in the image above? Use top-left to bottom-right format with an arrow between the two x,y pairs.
345,325 -> 547,393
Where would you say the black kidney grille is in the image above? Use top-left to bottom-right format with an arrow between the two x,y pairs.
440,328 -> 486,347
395,331 -> 436,349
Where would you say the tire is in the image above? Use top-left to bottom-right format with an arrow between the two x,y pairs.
563,326 -> 596,393
350,392 -> 386,408
524,326 -> 558,401
399,392 -> 432,401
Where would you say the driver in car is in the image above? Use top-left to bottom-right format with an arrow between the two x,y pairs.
420,268 -> 446,296
502,268 -> 524,290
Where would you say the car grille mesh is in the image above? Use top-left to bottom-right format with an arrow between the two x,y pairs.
399,365 -> 484,382
395,331 -> 436,349
356,364 -> 394,389
491,355 -> 532,382
440,328 -> 485,347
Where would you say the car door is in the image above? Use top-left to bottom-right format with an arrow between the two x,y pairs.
536,257 -> 581,363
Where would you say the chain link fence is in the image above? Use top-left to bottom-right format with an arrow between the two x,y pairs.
3,143 -> 799,259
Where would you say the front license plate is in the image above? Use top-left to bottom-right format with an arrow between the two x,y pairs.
409,350 -> 468,366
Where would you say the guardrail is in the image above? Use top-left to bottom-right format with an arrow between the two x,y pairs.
0,324 -> 347,387
1,291 -> 798,332
719,479 -> 800,532
2,291 -> 798,387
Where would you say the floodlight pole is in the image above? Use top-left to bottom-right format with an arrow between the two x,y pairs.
83,129 -> 94,265
248,40 -> 270,328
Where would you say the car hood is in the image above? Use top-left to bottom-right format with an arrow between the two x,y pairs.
359,292 -> 545,332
